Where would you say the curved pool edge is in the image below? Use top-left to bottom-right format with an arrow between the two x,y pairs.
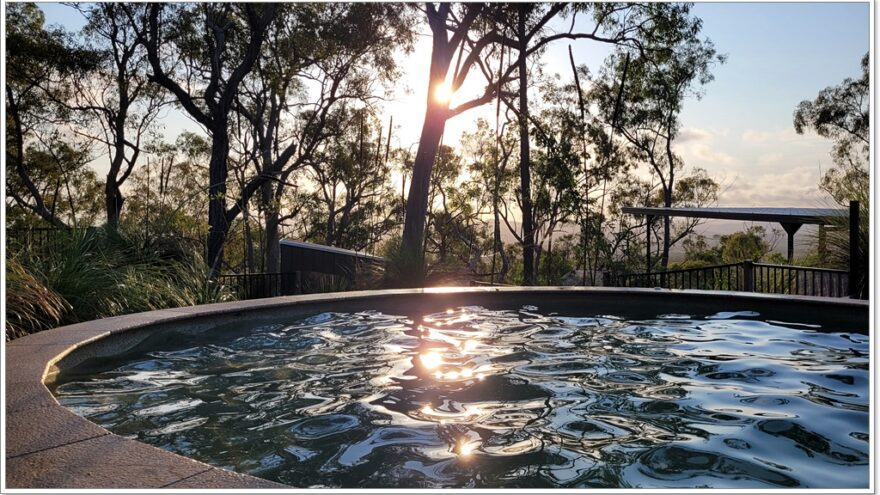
4,287 -> 869,489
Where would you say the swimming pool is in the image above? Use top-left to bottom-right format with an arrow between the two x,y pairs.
49,294 -> 868,488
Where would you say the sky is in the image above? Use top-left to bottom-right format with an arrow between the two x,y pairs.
37,2 -> 870,246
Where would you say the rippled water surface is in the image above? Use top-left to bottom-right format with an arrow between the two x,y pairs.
52,306 -> 869,488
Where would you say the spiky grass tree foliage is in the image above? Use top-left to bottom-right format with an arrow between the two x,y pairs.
6,225 -> 233,340
5,258 -> 69,341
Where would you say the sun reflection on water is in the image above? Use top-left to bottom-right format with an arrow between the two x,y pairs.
419,351 -> 443,370
458,439 -> 478,457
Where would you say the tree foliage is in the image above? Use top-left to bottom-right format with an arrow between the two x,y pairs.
5,2 -> 744,306
794,53 -> 869,298
794,53 -> 869,171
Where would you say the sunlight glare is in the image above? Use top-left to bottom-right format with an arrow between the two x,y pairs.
458,439 -> 479,457
434,81 -> 453,104
421,351 -> 443,369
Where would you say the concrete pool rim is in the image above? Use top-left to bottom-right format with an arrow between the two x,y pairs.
4,287 -> 870,489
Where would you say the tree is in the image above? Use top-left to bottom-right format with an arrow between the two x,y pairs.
594,26 -> 723,270
5,2 -> 98,228
7,140 -> 103,229
794,52 -> 869,297
528,94 -> 582,282
125,3 -> 278,274
399,3 -> 723,286
304,108 -> 401,253
793,52 -> 869,216
424,145 -> 490,275
794,52 -> 869,173
61,4 -> 165,228
122,132 -> 211,242
678,226 -> 776,267
229,3 -> 414,276
397,3 -> 496,285
461,118 -> 516,282
719,227 -> 772,264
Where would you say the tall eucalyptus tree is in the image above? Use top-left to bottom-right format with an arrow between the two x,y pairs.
125,3 -> 278,273
66,4 -> 165,228
594,30 -> 723,269
5,3 -> 98,228
399,2 -> 716,286
229,3 -> 415,276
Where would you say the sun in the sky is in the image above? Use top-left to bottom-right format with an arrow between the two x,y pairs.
434,80 -> 453,104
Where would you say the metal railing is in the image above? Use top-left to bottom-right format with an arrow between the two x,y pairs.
7,227 -> 76,255
216,272 -> 287,300
612,262 -> 744,291
612,260 -> 850,298
753,263 -> 849,298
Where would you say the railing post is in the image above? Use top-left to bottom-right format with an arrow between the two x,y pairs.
645,215 -> 653,275
848,200 -> 860,299
743,260 -> 754,292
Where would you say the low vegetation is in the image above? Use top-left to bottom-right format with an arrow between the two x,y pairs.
5,226 -> 231,340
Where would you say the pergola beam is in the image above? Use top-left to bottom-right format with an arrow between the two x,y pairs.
621,206 -> 846,225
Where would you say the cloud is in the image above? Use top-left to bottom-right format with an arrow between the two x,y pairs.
741,127 -> 828,148
757,152 -> 784,165
742,129 -> 773,144
721,165 -> 824,207
675,127 -> 735,166
690,144 -> 735,165
677,127 -> 713,143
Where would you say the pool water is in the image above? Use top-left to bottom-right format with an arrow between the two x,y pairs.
52,306 -> 869,488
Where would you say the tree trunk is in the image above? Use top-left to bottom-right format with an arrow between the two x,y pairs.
264,212 -> 280,297
325,184 -> 337,246
243,211 -> 255,273
265,214 -> 280,272
398,6 -> 454,287
261,182 -> 281,274
206,125 -> 230,276
399,97 -> 447,285
258,179 -> 281,297
493,185 -> 506,283
517,7 -> 536,286
105,178 -> 124,229
662,132 -> 675,270
661,190 -> 671,270
106,73 -> 130,230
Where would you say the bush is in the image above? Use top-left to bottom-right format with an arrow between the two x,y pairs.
5,225 -> 232,341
